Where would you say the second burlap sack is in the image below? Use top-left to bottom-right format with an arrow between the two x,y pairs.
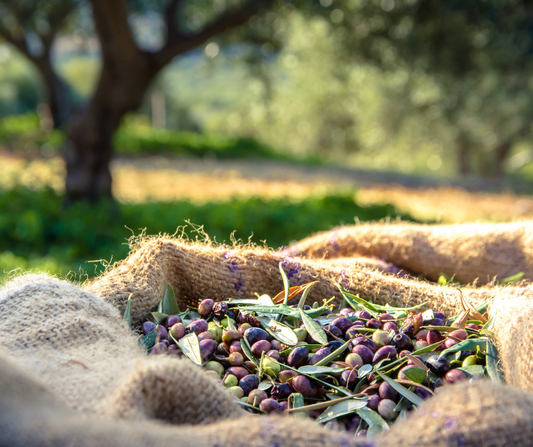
282,221 -> 533,284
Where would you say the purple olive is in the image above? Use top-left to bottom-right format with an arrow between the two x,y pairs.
165,315 -> 181,329
169,323 -> 186,341
197,331 -> 213,342
199,339 -> 218,361
445,369 -> 468,384
427,318 -> 445,326
309,347 -> 331,365
292,375 -> 316,398
346,415 -> 362,433
156,325 -> 168,340
251,340 -> 271,357
426,330 -> 444,345
288,346 -> 309,368
229,340 -> 244,355
279,370 -> 298,383
415,387 -> 432,399
279,401 -> 289,411
416,329 -> 429,340
244,327 -> 270,345
227,366 -> 248,381
167,344 -> 180,355
248,389 -> 268,407
198,299 -> 215,317
433,312 -> 447,320
340,369 -> 358,389
366,319 -> 382,330
143,321 -> 156,335
379,381 -> 398,401
212,301 -> 229,318
331,317 -> 353,334
325,324 -> 343,340
150,342 -> 167,355
351,337 -> 378,353
379,313 -> 394,321
382,321 -> 398,334
355,310 -> 372,320
352,345 -> 374,364
260,398 -> 282,413
271,383 -> 293,399
340,308 -> 355,316
238,374 -> 260,396
406,355 -> 424,366
426,355 -> 451,376
392,333 -> 413,352
367,394 -> 381,411
188,319 -> 209,335
266,349 -> 280,360
373,346 -> 397,364
270,340 -> 282,351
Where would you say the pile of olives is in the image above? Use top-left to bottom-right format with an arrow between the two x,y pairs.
140,293 -> 490,436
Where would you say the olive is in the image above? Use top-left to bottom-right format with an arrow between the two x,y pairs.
244,327 -> 270,345
238,323 -> 252,336
291,375 -> 316,398
199,339 -> 218,361
426,330 -> 444,345
367,394 -> 381,411
143,321 -> 156,335
165,315 -> 181,328
355,310 -> 372,320
378,399 -> 397,421
259,398 -> 282,413
205,361 -> 225,376
373,346 -> 397,364
198,299 -> 215,317
414,340 -> 429,350
279,370 -> 298,383
167,344 -> 181,355
169,323 -> 186,341
372,330 -> 390,347
239,374 -> 260,396
224,374 -> 238,388
382,321 -> 398,334
327,340 -> 343,351
266,349 -> 280,360
212,301 -> 229,318
331,317 -> 353,334
294,327 -> 308,342
379,381 -> 398,401
340,369 -> 358,389
309,347 -> 331,365
228,351 -> 244,366
416,329 -> 429,340
287,346 -> 309,368
229,340 -> 244,355
366,319 -> 382,330
414,387 -> 432,400
345,353 -> 363,369
222,329 -> 242,344
345,415 -> 362,433
150,342 -> 167,355
247,389 -> 268,407
445,369 -> 468,384
187,319 -> 209,335
392,333 -> 413,352
462,355 -> 477,367
325,324 -> 343,340
197,331 -> 214,342
352,345 -> 374,364
270,340 -> 282,351
251,340 -> 271,357
352,337 -> 378,353
279,401 -> 289,411
271,383 -> 293,399
228,386 -> 244,398
156,325 -> 168,340
227,366 -> 248,381
427,318 -> 445,326
433,312 -> 447,320
340,308 -> 355,316
426,355 -> 451,376
357,430 -> 368,437
205,370 -> 220,380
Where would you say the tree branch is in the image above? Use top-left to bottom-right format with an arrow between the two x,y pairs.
0,22 -> 31,59
164,0 -> 183,45
155,0 -> 274,68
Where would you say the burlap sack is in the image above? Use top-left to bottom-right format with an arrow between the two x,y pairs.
282,221 -> 533,284
2,231 -> 533,446
87,237 -> 531,327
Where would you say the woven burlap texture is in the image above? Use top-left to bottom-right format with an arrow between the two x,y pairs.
87,237 -> 531,327
282,221 -> 533,284
2,271 -> 533,447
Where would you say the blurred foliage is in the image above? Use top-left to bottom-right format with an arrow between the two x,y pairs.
0,185 -> 415,279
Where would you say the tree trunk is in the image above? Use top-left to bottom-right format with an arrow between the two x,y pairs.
494,141 -> 511,177
64,56 -> 158,202
34,56 -> 70,129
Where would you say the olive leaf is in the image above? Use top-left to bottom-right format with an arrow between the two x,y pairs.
259,380 -> 273,391
355,408 -> 390,435
122,293 -> 133,328
237,401 -> 267,414
316,399 -> 368,423
177,332 -> 202,366
314,340 -> 352,367
358,364 -> 373,379
497,272 -> 524,285
297,281 -> 319,309
279,262 -> 290,305
438,338 -> 487,359
151,312 -> 169,325
256,316 -> 299,346
138,326 -> 158,351
337,285 -> 427,313
299,308 -> 328,346
236,305 -> 329,319
401,367 -> 427,384
162,284 -> 180,316
375,371 -> 424,406
486,338 -> 505,382
299,365 -> 347,375
458,365 -> 486,378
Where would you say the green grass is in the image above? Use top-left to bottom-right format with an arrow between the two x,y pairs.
0,185 -> 417,282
